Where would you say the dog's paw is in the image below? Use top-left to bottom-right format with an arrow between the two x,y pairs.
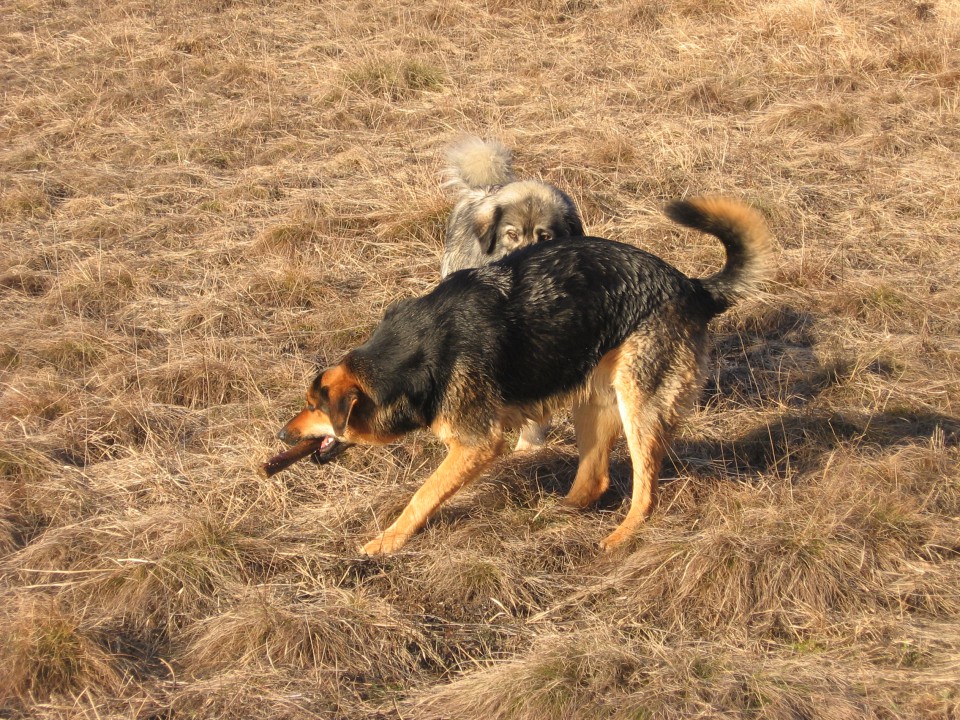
361,531 -> 408,556
514,421 -> 548,452
560,491 -> 595,509
513,436 -> 544,452
599,525 -> 635,551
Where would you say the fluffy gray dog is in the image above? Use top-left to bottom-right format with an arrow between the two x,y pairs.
440,136 -> 585,277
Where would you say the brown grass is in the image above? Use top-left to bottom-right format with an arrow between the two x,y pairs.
2,0 -> 960,717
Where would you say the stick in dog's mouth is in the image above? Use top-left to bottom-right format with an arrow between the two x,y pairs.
259,436 -> 350,478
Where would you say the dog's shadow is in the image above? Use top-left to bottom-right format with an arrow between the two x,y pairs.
476,303 -> 960,508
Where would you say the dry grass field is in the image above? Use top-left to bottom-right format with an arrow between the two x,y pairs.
2,0 -> 959,717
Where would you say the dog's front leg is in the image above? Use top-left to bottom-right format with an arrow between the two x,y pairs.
361,438 -> 503,555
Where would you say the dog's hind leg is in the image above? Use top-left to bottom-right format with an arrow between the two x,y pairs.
563,345 -> 624,508
361,435 -> 504,555
599,410 -> 671,551
563,399 -> 621,508
600,333 -> 704,551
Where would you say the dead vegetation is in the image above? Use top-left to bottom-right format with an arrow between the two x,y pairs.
2,0 -> 959,717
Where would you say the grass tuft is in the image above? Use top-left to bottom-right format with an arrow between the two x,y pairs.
182,587 -> 437,681
0,596 -> 122,705
342,58 -> 445,101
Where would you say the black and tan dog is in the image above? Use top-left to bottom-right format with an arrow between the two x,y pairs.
276,197 -> 771,555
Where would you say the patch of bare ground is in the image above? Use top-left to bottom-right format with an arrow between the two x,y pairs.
2,0 -> 959,717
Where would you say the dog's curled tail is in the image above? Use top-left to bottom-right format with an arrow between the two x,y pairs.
665,196 -> 772,313
444,136 -> 515,192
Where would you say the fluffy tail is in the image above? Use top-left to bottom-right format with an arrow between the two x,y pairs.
443,136 -> 515,193
665,196 -> 772,313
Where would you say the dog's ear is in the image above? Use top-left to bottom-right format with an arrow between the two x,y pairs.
476,205 -> 504,255
319,365 -> 372,437
329,386 -> 360,437
564,210 -> 585,238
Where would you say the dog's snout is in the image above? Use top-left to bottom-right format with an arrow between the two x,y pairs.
276,426 -> 296,445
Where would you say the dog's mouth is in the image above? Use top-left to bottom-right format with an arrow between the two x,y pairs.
309,435 -> 351,464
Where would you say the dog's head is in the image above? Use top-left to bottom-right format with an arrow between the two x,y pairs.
476,180 -> 584,257
277,364 -> 394,461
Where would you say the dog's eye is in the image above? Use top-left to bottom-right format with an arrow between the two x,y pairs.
538,231 -> 553,242
505,229 -> 519,241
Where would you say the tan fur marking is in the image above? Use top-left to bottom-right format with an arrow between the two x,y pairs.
282,407 -> 335,440
593,345 -> 623,385
594,332 -> 705,550
314,364 -> 363,401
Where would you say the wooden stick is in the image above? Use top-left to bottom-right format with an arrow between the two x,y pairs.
258,438 -> 326,478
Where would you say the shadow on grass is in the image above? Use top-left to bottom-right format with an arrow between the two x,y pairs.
668,407 -> 960,484
685,302 -> 959,481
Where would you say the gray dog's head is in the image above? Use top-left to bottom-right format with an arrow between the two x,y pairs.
474,180 -> 585,258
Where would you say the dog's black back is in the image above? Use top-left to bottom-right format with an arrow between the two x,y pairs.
345,237 -> 716,431
489,238 -> 716,401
